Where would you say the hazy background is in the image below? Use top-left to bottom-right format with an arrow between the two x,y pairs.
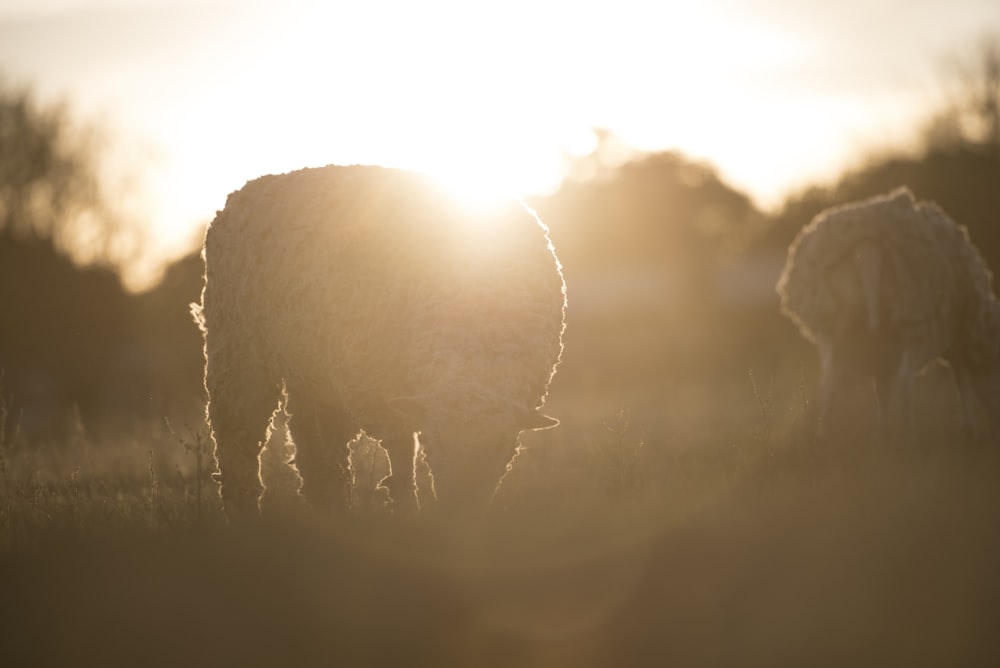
1,0 -> 999,439
3,3 -> 1000,665
1,0 -> 997,289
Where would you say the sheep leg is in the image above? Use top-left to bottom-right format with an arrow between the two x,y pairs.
854,240 -> 883,332
284,391 -> 355,513
379,430 -> 420,513
205,353 -> 282,521
815,342 -> 840,443
953,365 -> 981,442
885,350 -> 915,446
873,373 -> 893,443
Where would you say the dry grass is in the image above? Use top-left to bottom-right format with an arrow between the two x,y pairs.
1,369 -> 998,667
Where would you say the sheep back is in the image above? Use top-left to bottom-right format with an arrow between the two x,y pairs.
777,188 -> 970,351
199,165 -> 565,429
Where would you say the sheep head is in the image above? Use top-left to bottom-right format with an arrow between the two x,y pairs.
388,394 -> 558,508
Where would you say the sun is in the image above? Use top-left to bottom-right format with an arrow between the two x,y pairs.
422,164 -> 526,212
378,132 -> 566,214
152,0 -> 576,273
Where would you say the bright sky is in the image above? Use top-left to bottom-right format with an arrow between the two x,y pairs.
0,0 -> 998,289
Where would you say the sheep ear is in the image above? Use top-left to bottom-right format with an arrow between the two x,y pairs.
387,395 -> 429,421
889,186 -> 915,206
524,410 -> 559,431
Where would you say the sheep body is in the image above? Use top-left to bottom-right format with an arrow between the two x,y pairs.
776,187 -> 1000,441
192,165 -> 565,518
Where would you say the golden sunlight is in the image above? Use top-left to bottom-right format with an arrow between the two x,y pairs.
158,0 -> 574,237
13,0 -> 983,289
414,141 -> 564,210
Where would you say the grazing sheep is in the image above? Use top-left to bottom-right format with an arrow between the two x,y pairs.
191,165 -> 566,519
776,187 -> 1000,443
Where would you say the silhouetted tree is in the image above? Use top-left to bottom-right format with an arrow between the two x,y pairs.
0,233 -> 143,440
530,150 -> 766,385
130,251 -> 206,423
534,150 -> 762,274
0,78 -> 136,271
560,128 -> 638,183
923,36 -> 1000,155
760,38 -> 1000,260
760,148 -> 1000,271
0,80 -> 149,439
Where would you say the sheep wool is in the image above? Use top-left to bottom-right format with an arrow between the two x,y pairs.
192,165 -> 566,518
776,186 -> 1000,442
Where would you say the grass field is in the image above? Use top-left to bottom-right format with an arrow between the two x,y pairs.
1,370 -> 999,667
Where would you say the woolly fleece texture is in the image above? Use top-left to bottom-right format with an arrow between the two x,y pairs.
776,187 -> 1000,440
193,165 -> 566,518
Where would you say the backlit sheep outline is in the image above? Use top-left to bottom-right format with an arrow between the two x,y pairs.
192,165 -> 566,519
776,187 -> 1000,442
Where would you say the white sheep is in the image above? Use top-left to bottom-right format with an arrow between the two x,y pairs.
191,165 -> 566,519
776,187 -> 1000,443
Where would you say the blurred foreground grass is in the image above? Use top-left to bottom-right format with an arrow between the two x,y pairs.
1,372 -> 999,667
